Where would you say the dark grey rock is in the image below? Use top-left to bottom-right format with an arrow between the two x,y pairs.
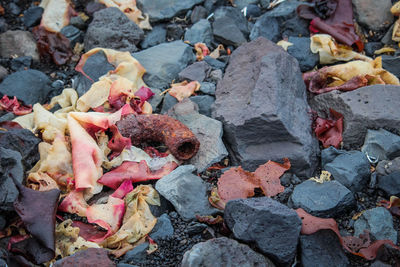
361,128 -> 400,161
168,99 -> 228,172
208,69 -> 223,84
321,146 -> 345,167
0,112 -> 15,122
185,222 -> 207,236
69,16 -> 86,30
323,150 -> 370,192
0,66 -> 7,82
133,41 -> 195,88
199,82 -> 216,95
137,0 -> 203,22
148,88 -> 163,110
204,0 -> 226,12
149,214 -> 174,242
23,6 -> 43,28
287,37 -> 318,72
60,25 -> 83,46
181,237 -> 275,267
246,4 -> 262,19
140,25 -> 167,49
281,16 -> 310,38
117,264 -> 140,267
0,215 -> 5,230
378,171 -> 400,197
213,37 -> 319,177
85,7 -> 144,52
291,180 -> 355,218
364,42 -> 383,57
352,0 -> 393,32
179,61 -> 211,82
0,128 -> 41,170
0,69 -> 52,105
300,230 -> 349,267
184,19 -> 213,47
191,6 -> 208,24
225,197 -> 301,266
354,207 -> 397,243
122,242 -> 149,263
85,2 -> 106,16
381,24 -> 396,45
8,3 -> 21,15
0,18 -> 7,34
0,30 -> 39,61
264,0 -> 303,22
381,55 -> 400,79
80,50 -> 115,90
161,93 -> 179,114
155,165 -> 219,221
376,157 -> 400,177
10,56 -> 32,71
203,56 -> 226,70
189,95 -> 215,117
166,23 -> 184,41
148,194 -> 174,217
234,0 -> 259,9
250,14 -> 280,42
0,148 -> 24,213
310,85 -> 400,148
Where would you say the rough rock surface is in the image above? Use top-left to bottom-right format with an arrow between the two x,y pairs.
290,180 -> 355,218
137,0 -> 203,22
213,37 -> 318,177
140,25 -> 167,49
0,30 -> 39,61
212,7 -> 249,46
85,7 -> 144,52
224,197 -> 301,266
361,129 -> 400,161
376,157 -> 400,177
168,99 -> 228,173
352,0 -> 394,32
181,237 -> 276,267
310,85 -> 400,148
354,207 -> 397,243
0,69 -> 52,105
54,248 -> 115,267
323,150 -> 370,192
178,61 -> 211,82
189,95 -> 215,117
133,41 -> 195,88
155,165 -> 219,221
149,214 -> 174,242
300,230 -> 349,267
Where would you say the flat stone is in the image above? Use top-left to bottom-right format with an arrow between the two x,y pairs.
300,230 -> 349,267
287,37 -> 318,72
168,99 -> 228,172
85,7 -> 144,52
309,85 -> 400,148
213,37 -> 319,177
181,237 -> 276,267
122,243 -> 149,263
184,19 -> 213,47
191,6 -> 208,24
352,0 -> 393,32
179,61 -> 211,82
149,214 -> 174,242
225,197 -> 301,266
161,93 -> 179,114
23,6 -> 44,28
155,165 -> 219,221
323,150 -> 370,192
381,55 -> 400,80
60,25 -> 83,46
203,56 -> 226,70
361,128 -> 400,162
133,41 -> 195,88
54,248 -> 115,267
0,69 -> 53,105
0,30 -> 39,61
185,222 -> 207,236
140,25 -> 167,49
376,157 -> 400,177
137,0 -> 203,22
377,171 -> 400,197
189,95 -> 215,117
354,207 -> 397,243
249,14 -> 280,42
199,82 -> 216,95
290,180 -> 355,218
0,148 -> 24,213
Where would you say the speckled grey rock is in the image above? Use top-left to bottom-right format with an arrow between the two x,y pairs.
352,0 -> 393,32
290,180 -> 355,218
361,129 -> 400,161
225,197 -> 301,266
181,237 -> 276,267
168,99 -> 228,172
354,207 -> 397,243
155,165 -> 219,221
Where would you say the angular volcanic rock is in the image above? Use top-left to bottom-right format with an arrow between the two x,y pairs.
361,129 -> 400,161
310,85 -> 400,148
137,0 -> 203,22
224,197 -> 301,266
213,37 -> 319,177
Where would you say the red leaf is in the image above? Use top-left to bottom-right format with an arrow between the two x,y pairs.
313,109 -> 343,148
111,180 -> 134,199
71,221 -> 108,242
0,95 -> 32,115
108,125 -> 132,158
98,160 -> 178,189
135,86 -> 154,102
143,146 -> 169,158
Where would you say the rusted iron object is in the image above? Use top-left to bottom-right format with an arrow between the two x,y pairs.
116,114 -> 200,161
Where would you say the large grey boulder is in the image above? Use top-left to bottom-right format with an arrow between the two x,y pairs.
181,237 -> 275,267
168,99 -> 228,172
310,85 -> 400,148
137,0 -> 203,22
155,165 -> 219,221
352,0 -> 394,32
213,37 -> 319,177
85,7 -> 144,52
0,30 -> 39,61
133,41 -> 195,88
224,197 -> 302,266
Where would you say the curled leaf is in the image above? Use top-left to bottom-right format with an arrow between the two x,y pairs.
313,109 -> 343,148
0,95 -> 32,115
168,81 -> 201,102
194,43 -> 210,61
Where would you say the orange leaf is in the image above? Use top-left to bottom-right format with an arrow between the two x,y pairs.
168,81 -> 200,102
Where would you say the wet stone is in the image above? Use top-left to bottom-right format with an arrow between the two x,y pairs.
290,180 -> 356,218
